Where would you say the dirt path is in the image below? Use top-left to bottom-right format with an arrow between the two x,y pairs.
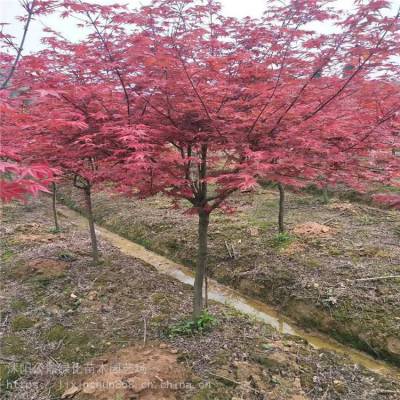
1,197 -> 400,400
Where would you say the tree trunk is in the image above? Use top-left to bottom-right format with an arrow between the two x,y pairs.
278,183 -> 285,233
84,186 -> 99,264
193,209 -> 209,319
322,185 -> 329,204
204,264 -> 208,310
52,182 -> 60,232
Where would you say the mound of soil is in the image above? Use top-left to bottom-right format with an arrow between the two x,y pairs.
292,222 -> 332,237
327,202 -> 358,213
28,258 -> 69,278
63,344 -> 189,400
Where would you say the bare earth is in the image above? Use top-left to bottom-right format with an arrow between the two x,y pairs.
1,197 -> 400,399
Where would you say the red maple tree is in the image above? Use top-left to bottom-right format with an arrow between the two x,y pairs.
3,0 -> 399,319
117,0 -> 399,316
6,38 -> 132,263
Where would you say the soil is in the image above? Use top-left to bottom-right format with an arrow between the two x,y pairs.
28,258 -> 69,278
292,222 -> 332,237
62,344 -> 188,400
1,197 -> 400,399
57,184 -> 400,366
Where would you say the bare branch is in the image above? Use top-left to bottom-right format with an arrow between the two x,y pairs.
1,0 -> 36,90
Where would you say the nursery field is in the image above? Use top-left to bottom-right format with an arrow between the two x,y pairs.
1,1 -> 400,399
58,186 -> 400,368
1,197 -> 400,400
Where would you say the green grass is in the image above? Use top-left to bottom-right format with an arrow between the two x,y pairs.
0,364 -> 23,393
11,315 -> 35,331
1,248 -> 14,262
57,330 -> 98,362
43,325 -> 68,342
10,298 -> 28,312
1,336 -> 28,356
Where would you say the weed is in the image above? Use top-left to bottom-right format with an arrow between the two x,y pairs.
57,330 -> 96,362
1,248 -> 14,262
328,247 -> 344,257
48,227 -> 62,234
248,217 -> 273,232
272,232 -> 292,247
166,239 -> 180,251
57,195 -> 78,210
167,310 -> 217,337
357,214 -> 374,226
57,251 -> 76,261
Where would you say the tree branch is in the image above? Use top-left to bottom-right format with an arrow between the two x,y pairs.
1,0 -> 36,90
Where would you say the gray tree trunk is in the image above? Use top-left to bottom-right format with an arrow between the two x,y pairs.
278,183 -> 285,233
52,183 -> 60,232
84,186 -> 99,264
193,209 -> 209,319
322,185 -> 330,204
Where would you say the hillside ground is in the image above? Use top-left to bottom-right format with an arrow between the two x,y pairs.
1,197 -> 400,399
58,185 -> 400,365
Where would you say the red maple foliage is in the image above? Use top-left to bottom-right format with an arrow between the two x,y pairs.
0,0 -> 58,202
0,161 -> 54,202
10,45 -> 133,263
373,193 -> 400,209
